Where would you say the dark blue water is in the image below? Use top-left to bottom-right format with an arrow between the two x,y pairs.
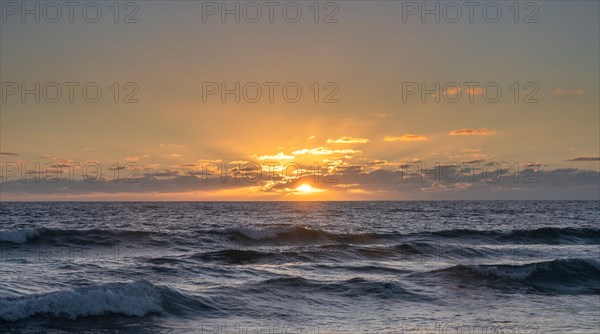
1,201 -> 599,333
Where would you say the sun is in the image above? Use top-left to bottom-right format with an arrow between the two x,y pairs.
295,184 -> 322,194
296,184 -> 314,193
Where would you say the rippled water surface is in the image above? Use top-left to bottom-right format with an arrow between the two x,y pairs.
1,201 -> 599,333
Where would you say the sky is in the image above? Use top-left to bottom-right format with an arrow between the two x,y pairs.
0,0 -> 599,200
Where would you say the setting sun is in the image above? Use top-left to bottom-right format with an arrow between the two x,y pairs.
296,184 -> 322,194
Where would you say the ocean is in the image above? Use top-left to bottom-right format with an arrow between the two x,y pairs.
0,201 -> 599,333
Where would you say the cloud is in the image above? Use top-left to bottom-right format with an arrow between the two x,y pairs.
468,87 -> 484,95
33,155 -> 76,163
334,167 -> 600,199
341,165 -> 365,174
347,188 -> 368,194
292,147 -> 361,155
144,170 -> 180,178
1,165 -> 598,200
460,148 -> 482,153
0,152 -> 19,156
421,181 -> 472,192
37,155 -> 60,160
257,152 -> 294,160
449,128 -> 497,136
553,89 -> 585,96
444,86 -> 484,96
383,134 -> 428,142
144,164 -> 160,170
444,86 -> 462,96
462,159 -> 486,164
327,136 -> 370,144
566,155 -> 600,162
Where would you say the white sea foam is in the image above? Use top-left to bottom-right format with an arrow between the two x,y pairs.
0,280 -> 163,321
0,229 -> 41,244
472,264 -> 539,280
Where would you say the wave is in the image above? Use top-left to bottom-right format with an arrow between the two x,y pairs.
0,280 -> 162,321
430,259 -> 600,294
0,228 -> 159,245
425,227 -> 600,244
187,241 -> 593,265
0,280 -> 219,322
193,249 -> 280,264
220,226 -> 401,246
0,229 -> 41,244
190,248 -> 335,265
4,225 -> 597,247
188,242 -> 432,264
219,226 -> 600,245
223,226 -> 337,242
313,264 -> 410,274
250,276 -> 432,301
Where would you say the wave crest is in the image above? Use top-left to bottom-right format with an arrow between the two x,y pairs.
433,259 -> 600,294
0,228 -> 158,245
0,229 -> 41,244
0,280 -> 164,321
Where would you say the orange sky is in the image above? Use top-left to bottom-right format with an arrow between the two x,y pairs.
1,1 -> 599,200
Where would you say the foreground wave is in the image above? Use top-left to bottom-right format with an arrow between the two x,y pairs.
429,259 -> 600,294
0,280 -> 218,322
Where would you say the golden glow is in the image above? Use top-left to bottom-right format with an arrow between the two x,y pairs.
296,184 -> 321,194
